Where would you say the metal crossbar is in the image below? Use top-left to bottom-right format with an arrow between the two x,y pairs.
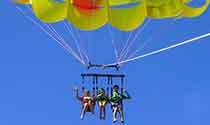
81,73 -> 125,78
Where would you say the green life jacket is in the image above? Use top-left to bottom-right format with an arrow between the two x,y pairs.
111,91 -> 122,103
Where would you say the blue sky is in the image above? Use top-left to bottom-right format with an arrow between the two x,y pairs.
1,0 -> 210,125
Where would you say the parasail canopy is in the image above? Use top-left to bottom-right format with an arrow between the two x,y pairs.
15,0 -> 210,31
14,0 -> 210,67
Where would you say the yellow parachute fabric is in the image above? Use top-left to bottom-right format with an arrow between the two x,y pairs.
110,2 -> 147,31
146,0 -> 210,18
66,0 -> 108,30
32,0 -> 67,23
15,0 -> 141,6
183,1 -> 210,17
15,0 -> 210,31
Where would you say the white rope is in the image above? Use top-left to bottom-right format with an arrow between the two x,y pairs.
126,38 -> 152,59
75,27 -> 90,64
25,5 -> 86,64
44,24 -> 75,55
106,0 -> 119,63
46,24 -> 85,63
16,6 -> 86,65
110,32 -> 210,65
64,21 -> 89,64
64,22 -> 86,62
118,31 -> 134,62
118,19 -> 151,62
25,5 -> 87,65
107,26 -> 119,61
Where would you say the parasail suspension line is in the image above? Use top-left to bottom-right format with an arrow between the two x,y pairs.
15,6 -> 86,65
117,32 -> 210,65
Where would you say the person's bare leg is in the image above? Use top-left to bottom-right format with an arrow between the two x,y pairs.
112,107 -> 118,123
103,106 -> 106,120
99,106 -> 103,119
119,108 -> 124,123
88,101 -> 94,115
100,106 -> 105,120
101,102 -> 106,120
98,102 -> 102,119
81,103 -> 88,120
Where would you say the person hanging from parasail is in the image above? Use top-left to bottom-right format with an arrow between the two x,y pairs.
96,88 -> 109,120
110,85 -> 131,123
74,87 -> 95,120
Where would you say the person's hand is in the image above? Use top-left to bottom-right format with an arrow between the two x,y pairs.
74,87 -> 79,92
123,89 -> 127,93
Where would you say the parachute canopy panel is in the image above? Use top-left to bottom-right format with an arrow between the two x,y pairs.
15,0 -> 210,31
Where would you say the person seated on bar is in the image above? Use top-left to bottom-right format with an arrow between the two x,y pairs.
74,87 -> 95,120
110,85 -> 131,123
96,88 -> 109,120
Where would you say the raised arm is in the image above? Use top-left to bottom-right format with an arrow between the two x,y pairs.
74,87 -> 81,100
122,89 -> 131,99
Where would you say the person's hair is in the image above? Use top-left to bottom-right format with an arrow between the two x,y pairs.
100,88 -> 105,92
85,89 -> 90,93
113,85 -> 119,90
